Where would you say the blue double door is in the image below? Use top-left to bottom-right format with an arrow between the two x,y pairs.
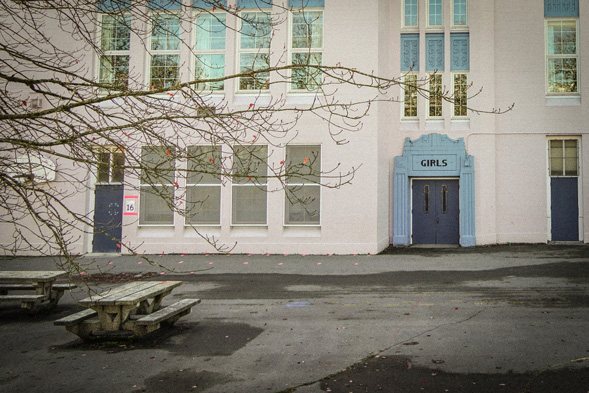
92,185 -> 124,253
412,179 -> 460,245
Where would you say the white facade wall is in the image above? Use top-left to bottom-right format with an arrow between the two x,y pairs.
2,0 -> 587,256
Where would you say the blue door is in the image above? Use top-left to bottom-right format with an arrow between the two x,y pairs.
551,177 -> 579,241
412,179 -> 459,244
93,185 -> 124,252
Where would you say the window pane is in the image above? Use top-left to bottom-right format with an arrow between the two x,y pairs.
547,21 -> 577,55
404,74 -> 418,117
564,140 -> 578,176
232,185 -> 267,224
291,52 -> 322,90
97,151 -> 111,183
101,14 -> 131,51
151,14 -> 181,51
139,186 -> 174,225
405,0 -> 418,26
111,151 -> 125,183
196,13 -> 226,50
550,140 -> 564,176
429,0 -> 442,26
429,74 -> 442,117
195,54 -> 225,90
454,73 -> 468,116
239,53 -> 270,90
292,11 -> 323,49
232,145 -> 268,184
286,185 -> 320,225
141,146 -> 175,184
547,58 -> 577,93
454,0 -> 467,25
240,12 -> 272,49
187,146 -> 221,184
286,145 -> 321,184
186,186 -> 221,225
150,54 -> 180,89
99,55 -> 129,88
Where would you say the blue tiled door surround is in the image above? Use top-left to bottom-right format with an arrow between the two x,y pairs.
393,133 -> 475,247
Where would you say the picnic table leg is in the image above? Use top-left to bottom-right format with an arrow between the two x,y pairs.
96,305 -> 135,332
136,289 -> 173,314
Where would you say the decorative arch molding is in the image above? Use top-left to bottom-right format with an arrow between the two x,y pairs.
393,133 -> 475,247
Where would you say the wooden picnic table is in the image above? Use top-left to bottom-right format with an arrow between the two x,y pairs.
55,280 -> 200,340
0,271 -> 73,309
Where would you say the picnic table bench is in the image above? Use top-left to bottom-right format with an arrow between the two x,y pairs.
0,271 -> 75,309
55,280 -> 199,340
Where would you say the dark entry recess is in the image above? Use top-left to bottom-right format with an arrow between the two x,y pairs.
412,179 -> 459,244
551,177 -> 579,241
93,185 -> 124,252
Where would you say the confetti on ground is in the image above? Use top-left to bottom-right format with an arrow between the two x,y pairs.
190,271 -> 195,274
160,272 -> 165,275
138,261 -> 142,264
178,261 -> 184,264
355,263 -> 359,265
209,262 -> 213,265
317,262 -> 322,265
243,262 -> 249,265
278,262 -> 283,265
108,261 -> 113,265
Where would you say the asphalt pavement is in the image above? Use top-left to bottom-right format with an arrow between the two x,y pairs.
1,244 -> 588,393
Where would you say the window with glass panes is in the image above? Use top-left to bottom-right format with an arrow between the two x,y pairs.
96,147 -> 125,183
232,145 -> 268,225
239,12 -> 272,91
99,14 -> 131,89
453,73 -> 468,117
285,145 -> 321,225
195,12 -> 226,90
150,14 -> 181,89
404,0 -> 418,27
428,0 -> 442,26
403,74 -> 418,117
186,146 -> 222,225
429,74 -> 443,117
546,20 -> 578,94
550,139 -> 579,177
291,10 -> 323,90
139,146 -> 175,225
453,0 -> 467,26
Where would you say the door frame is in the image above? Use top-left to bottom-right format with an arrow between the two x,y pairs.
393,133 -> 475,247
411,177 -> 460,245
546,136 -> 583,242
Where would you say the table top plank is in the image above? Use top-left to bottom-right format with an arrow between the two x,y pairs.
79,281 -> 182,306
0,271 -> 67,283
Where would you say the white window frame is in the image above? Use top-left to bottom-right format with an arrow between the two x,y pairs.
194,11 -> 227,91
403,73 -> 419,119
185,145 -> 222,227
545,19 -> 580,96
231,145 -> 268,226
288,8 -> 324,92
237,11 -> 272,92
148,12 -> 182,90
97,13 -> 131,89
284,145 -> 322,226
427,0 -> 443,27
452,0 -> 468,27
403,0 -> 419,29
96,146 -> 125,184
139,146 -> 176,226
452,72 -> 468,118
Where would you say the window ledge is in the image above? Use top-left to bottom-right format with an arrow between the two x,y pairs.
545,96 -> 581,106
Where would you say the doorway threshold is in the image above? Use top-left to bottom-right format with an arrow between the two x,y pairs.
410,244 -> 460,249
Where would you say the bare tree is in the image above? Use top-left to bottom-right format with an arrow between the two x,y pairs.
0,0 -> 511,270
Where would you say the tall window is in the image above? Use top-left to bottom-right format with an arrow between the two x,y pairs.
285,145 -> 321,225
195,12 -> 226,91
99,14 -> 131,89
453,0 -> 467,26
291,10 -> 323,90
232,145 -> 268,225
428,0 -> 442,26
186,146 -> 222,225
546,20 -> 578,94
404,0 -> 419,27
139,146 -> 175,225
429,74 -> 443,117
404,74 -> 418,118
239,12 -> 272,91
150,14 -> 181,89
550,139 -> 579,177
453,73 -> 468,117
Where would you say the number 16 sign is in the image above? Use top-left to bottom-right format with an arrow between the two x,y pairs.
124,195 -> 138,216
